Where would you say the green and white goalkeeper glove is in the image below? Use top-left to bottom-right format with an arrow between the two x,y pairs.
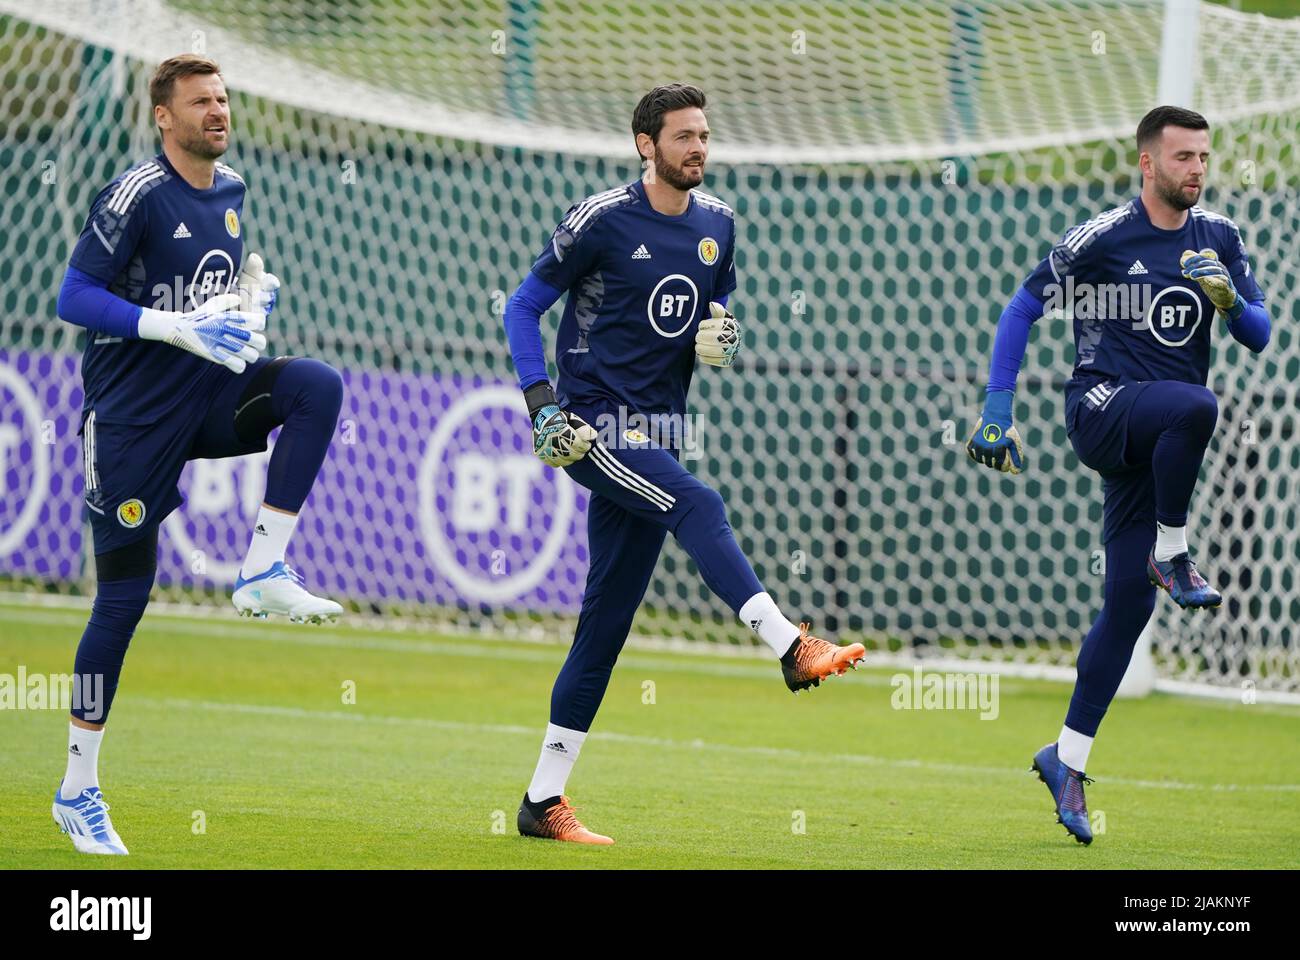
523,382 -> 597,468
696,301 -> 741,367
137,292 -> 266,374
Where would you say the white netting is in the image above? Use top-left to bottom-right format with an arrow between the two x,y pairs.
0,0 -> 1296,697
3,0 -> 1176,161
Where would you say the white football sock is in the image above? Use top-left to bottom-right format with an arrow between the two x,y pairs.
241,505 -> 299,578
1153,522 -> 1189,562
62,722 -> 104,799
1057,725 -> 1094,773
526,723 -> 587,803
739,591 -> 802,657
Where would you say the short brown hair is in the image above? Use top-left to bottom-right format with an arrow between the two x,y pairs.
149,54 -> 223,109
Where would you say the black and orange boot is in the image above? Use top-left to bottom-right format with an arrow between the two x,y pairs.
517,794 -> 614,845
781,622 -> 866,693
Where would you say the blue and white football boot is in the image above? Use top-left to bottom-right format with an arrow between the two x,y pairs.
232,561 -> 343,624
1031,742 -> 1094,845
53,782 -> 128,855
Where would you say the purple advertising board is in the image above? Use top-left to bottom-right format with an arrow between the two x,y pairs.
0,349 -> 592,612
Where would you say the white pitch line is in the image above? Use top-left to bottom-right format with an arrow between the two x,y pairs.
127,696 -> 1300,794
10,608 -> 1300,711
0,607 -> 897,686
6,597 -> 1300,705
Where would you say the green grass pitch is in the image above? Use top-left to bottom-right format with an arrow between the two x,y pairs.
1,600 -> 1297,869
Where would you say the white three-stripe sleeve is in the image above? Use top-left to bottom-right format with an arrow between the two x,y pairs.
108,164 -> 163,215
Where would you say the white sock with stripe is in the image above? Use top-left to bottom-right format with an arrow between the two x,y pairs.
739,591 -> 802,657
1057,725 -> 1094,773
1153,522 -> 1189,562
62,722 -> 104,800
527,723 -> 587,803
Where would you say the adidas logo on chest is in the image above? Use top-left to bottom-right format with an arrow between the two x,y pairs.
172,222 -> 192,239
631,244 -> 651,260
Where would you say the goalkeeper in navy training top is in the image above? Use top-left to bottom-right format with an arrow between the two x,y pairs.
503,84 -> 866,845
51,55 -> 346,856
966,106 -> 1270,845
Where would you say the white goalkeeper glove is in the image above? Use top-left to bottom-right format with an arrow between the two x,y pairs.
696,301 -> 741,367
239,252 -> 281,319
137,293 -> 266,374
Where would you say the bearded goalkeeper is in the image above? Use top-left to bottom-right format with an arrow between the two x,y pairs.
966,106 -> 1270,844
502,84 -> 866,845
51,55 -> 345,855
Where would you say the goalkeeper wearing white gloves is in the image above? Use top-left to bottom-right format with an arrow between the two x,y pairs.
131,249 -> 279,373
136,290 -> 265,373
50,54 -> 344,857
503,83 -> 864,846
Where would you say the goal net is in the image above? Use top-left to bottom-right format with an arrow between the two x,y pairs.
1,0 -> 1296,699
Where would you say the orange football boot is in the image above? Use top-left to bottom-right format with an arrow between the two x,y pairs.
517,794 -> 614,845
781,622 -> 867,692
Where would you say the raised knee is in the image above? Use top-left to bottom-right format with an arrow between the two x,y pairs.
296,358 -> 344,413
1183,385 -> 1218,435
681,485 -> 727,525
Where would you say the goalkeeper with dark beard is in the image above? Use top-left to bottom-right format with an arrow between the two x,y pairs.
967,106 -> 1270,845
502,84 -> 866,845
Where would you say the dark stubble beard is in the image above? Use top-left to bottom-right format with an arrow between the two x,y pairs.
175,116 -> 227,161
1153,162 -> 1200,211
652,143 -> 703,192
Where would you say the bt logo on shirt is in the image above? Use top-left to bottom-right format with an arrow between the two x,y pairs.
186,248 -> 236,308
148,247 -> 238,312
1144,285 -> 1203,348
647,274 -> 699,338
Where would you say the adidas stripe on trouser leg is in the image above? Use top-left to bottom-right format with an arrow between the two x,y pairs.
561,427 -> 763,613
